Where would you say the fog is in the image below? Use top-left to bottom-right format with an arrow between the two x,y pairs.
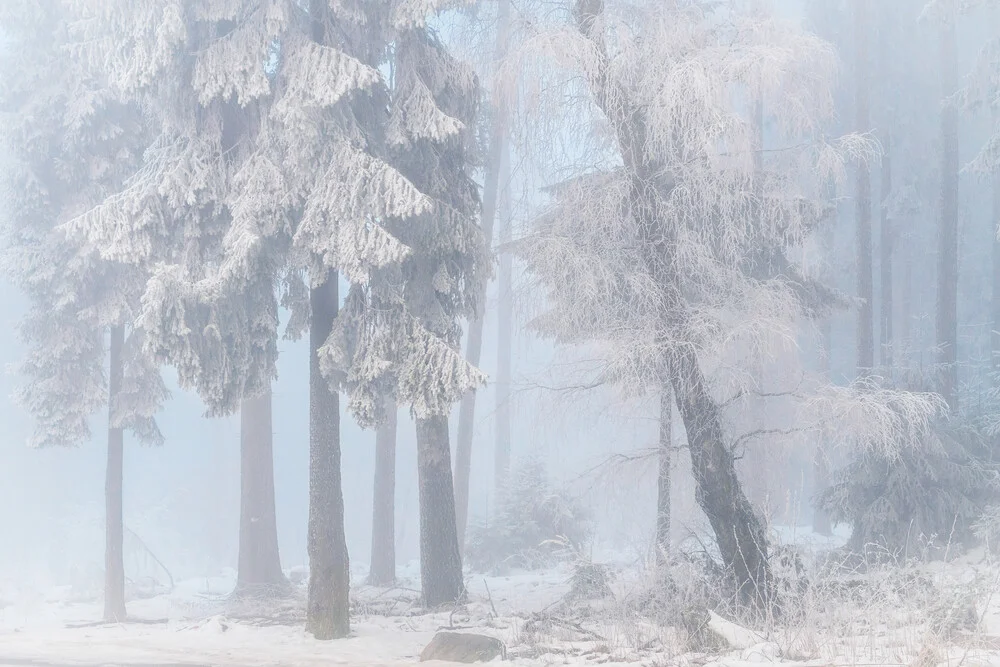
4,0 -> 1000,664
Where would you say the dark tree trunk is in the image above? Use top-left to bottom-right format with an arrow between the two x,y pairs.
416,414 -> 466,608
655,385 -> 672,560
454,0 -> 512,550
671,347 -> 773,616
879,134 -> 893,372
368,399 -> 397,587
855,0 -> 874,377
235,385 -> 287,597
306,273 -> 350,640
104,325 -> 126,623
937,16 -> 959,408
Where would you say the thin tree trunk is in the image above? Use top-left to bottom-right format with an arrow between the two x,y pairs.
901,233 -> 913,366
306,273 -> 350,640
813,317 -> 833,536
416,415 -> 466,608
880,133 -> 893,372
655,385 -> 672,560
235,384 -> 286,597
993,168 -> 1000,378
368,400 -> 397,587
494,151 -> 513,497
937,15 -> 959,408
104,325 -> 126,623
454,0 -> 512,550
855,0 -> 874,377
670,347 -> 774,617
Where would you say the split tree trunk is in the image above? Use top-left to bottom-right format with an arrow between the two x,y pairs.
855,0 -> 874,377
306,273 -> 350,640
416,415 -> 466,608
104,325 -> 126,623
368,400 -> 398,587
937,15 -> 959,408
235,384 -> 286,597
454,0 -> 512,549
655,385 -> 672,560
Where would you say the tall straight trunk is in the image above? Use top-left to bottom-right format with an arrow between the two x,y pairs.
993,169 -> 1000,377
901,234 -> 913,365
494,152 -> 513,497
104,325 -> 126,623
416,415 -> 466,608
813,318 -> 833,536
306,273 -> 350,640
746,93 -> 771,512
655,385 -> 672,560
235,384 -> 286,596
306,0 -> 349,640
879,134 -> 893,372
855,0 -> 874,377
454,0 -> 512,550
937,16 -> 960,408
368,400 -> 397,586
671,347 -> 773,616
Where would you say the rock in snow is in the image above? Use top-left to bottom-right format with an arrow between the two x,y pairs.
419,631 -> 506,662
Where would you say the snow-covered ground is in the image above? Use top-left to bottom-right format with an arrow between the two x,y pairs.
3,527 -> 1000,666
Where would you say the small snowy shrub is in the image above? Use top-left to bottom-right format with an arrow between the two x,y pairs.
466,458 -> 590,573
819,416 -> 1000,557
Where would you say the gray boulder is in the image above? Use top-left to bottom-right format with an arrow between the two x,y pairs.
419,631 -> 506,663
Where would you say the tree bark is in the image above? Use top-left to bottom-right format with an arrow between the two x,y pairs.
655,385 -> 672,560
813,317 -> 833,536
670,347 -> 774,616
416,414 -> 466,608
937,15 -> 959,408
104,325 -> 126,623
306,273 -> 350,640
879,134 -> 893,372
855,0 -> 874,377
494,152 -> 513,498
993,167 -> 1000,378
901,232 -> 913,366
368,399 -> 397,587
235,384 -> 287,597
454,0 -> 512,551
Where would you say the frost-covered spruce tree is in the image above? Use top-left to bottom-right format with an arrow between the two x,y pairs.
509,0 -> 934,616
318,3 -> 488,609
0,0 -> 168,622
63,0 -> 289,601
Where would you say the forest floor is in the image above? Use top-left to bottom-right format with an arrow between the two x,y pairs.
2,528 -> 1000,666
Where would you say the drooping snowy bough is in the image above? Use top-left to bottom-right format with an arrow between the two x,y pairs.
0,0 -> 169,622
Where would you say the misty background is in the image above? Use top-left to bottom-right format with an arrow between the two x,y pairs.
1,0 -> 999,604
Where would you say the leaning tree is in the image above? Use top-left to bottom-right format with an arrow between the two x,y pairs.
512,0 -> 904,615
